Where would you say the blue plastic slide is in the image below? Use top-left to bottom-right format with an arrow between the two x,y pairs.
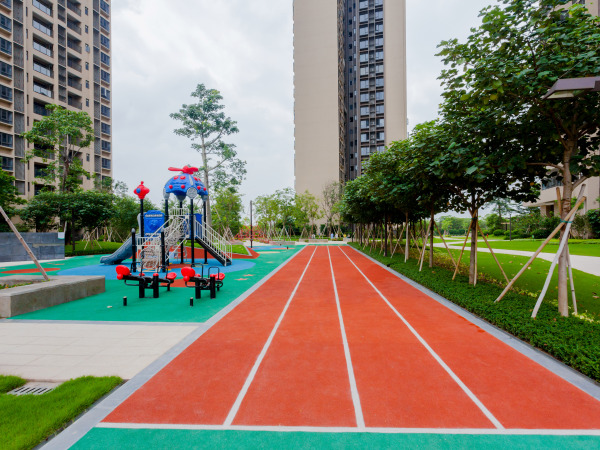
100,236 -> 132,265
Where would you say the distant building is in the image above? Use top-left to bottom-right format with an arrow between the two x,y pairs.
0,0 -> 113,199
293,0 -> 407,198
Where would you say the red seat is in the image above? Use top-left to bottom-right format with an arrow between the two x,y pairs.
116,265 -> 131,280
181,267 -> 196,282
166,272 -> 177,280
210,273 -> 225,281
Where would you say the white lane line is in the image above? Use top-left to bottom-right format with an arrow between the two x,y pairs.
97,423 -> 600,436
223,246 -> 319,426
327,247 -> 365,429
339,247 -> 504,430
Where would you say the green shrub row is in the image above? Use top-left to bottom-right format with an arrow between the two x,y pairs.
65,248 -> 116,257
350,243 -> 600,382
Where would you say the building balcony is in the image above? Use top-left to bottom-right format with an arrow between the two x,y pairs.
67,0 -> 81,16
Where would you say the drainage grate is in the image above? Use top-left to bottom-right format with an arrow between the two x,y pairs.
8,382 -> 60,396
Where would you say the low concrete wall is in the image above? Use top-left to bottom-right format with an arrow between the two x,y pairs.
308,239 -> 329,244
0,275 -> 104,318
0,232 -> 65,262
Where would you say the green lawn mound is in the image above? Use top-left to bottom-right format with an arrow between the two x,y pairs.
0,375 -> 122,450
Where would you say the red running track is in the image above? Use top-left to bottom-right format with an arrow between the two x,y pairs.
104,246 -> 600,430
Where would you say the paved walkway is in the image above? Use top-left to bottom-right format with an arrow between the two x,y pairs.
44,246 -> 600,448
435,241 -> 600,277
0,322 -> 197,381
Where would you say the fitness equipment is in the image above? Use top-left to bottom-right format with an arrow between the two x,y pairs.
181,266 -> 225,300
116,265 -> 177,299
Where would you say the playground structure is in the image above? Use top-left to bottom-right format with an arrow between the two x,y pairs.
101,166 -> 232,272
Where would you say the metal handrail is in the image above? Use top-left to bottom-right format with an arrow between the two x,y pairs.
195,220 -> 232,263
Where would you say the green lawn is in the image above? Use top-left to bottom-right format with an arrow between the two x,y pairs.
439,247 -> 600,318
0,375 -> 122,450
65,241 -> 123,256
472,239 -> 600,257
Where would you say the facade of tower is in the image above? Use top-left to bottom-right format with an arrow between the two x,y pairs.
0,0 -> 112,200
294,0 -> 407,198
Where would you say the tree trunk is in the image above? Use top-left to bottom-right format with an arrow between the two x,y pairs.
558,148 -> 575,317
200,138 -> 213,228
429,207 -> 435,268
469,212 -> 478,285
384,214 -> 388,257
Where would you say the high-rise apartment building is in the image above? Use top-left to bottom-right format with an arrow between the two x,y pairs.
0,0 -> 112,200
294,0 -> 407,198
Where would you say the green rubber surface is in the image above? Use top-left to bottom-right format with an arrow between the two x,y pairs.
72,428 -> 600,449
8,248 -> 301,323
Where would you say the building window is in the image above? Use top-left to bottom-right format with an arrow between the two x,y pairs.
100,35 -> 110,49
0,37 -> 11,56
0,84 -> 12,101
0,132 -> 13,148
100,70 -> 110,83
101,123 -> 110,135
359,13 -> 368,23
85,6 -> 88,15
376,118 -> 384,127
377,132 -> 385,141
360,93 -> 369,102
375,51 -> 383,60
375,37 -> 383,46
360,67 -> 368,76
85,62 -> 89,70
376,64 -> 383,74
361,133 -> 369,142
33,81 -> 53,98
375,10 -> 383,20
1,156 -> 13,171
360,106 -> 369,115
33,101 -> 51,116
33,60 -> 53,77
359,40 -> 368,50
101,157 -> 111,169
0,13 -> 11,32
375,91 -> 384,100
32,0 -> 52,16
376,105 -> 384,114
359,26 -> 368,36
100,87 -> 110,100
85,25 -> 88,33
359,1 -> 368,9
85,98 -> 89,106
375,77 -> 384,87
359,53 -> 368,63
360,119 -> 369,129
361,147 -> 369,156
0,108 -> 12,124
85,43 -> 90,52
100,0 -> 110,14
100,52 -> 110,66
32,18 -> 52,37
101,105 -> 110,117
375,24 -> 383,33
100,17 -> 110,32
85,80 -> 89,88
101,140 -> 111,152
33,40 -> 52,57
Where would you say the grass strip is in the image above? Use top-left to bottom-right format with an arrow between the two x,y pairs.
0,375 -> 122,450
350,243 -> 600,382
0,375 -> 26,393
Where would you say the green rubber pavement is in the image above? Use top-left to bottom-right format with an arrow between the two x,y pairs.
8,248 -> 301,323
72,428 -> 600,449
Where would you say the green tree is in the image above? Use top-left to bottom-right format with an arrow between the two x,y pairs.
212,188 -> 243,236
110,181 -> 159,241
0,170 -> 26,232
21,104 -> 94,193
321,181 -> 344,236
437,0 -> 600,311
296,190 -> 322,236
170,84 -> 247,227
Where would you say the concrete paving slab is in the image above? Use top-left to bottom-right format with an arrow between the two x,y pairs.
0,322 -> 198,381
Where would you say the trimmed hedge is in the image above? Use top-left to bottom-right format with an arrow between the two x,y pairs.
350,243 -> 600,382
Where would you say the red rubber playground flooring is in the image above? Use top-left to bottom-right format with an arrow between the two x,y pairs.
91,246 -> 600,442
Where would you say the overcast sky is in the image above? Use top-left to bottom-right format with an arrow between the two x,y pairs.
111,0 -> 496,214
